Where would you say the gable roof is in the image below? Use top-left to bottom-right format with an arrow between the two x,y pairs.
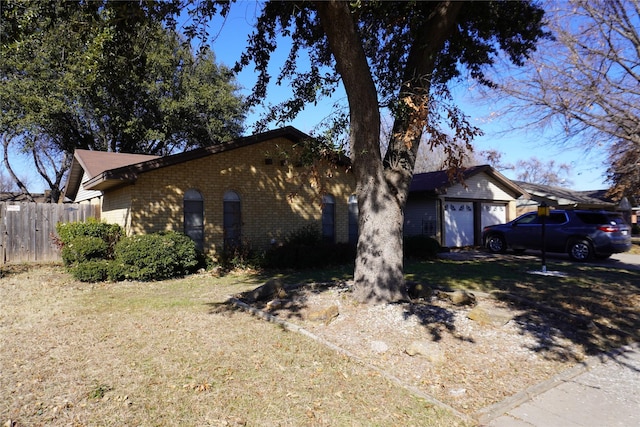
65,150 -> 160,201
514,181 -> 616,209
410,165 -> 528,198
63,126 -> 313,199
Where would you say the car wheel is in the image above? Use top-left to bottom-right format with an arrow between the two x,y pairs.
568,239 -> 593,261
486,234 -> 507,253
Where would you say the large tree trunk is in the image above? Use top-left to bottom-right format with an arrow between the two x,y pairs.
316,1 -> 408,303
316,1 -> 462,303
383,1 -> 463,203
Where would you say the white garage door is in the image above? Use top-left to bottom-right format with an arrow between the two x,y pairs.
444,202 -> 474,247
481,203 -> 507,229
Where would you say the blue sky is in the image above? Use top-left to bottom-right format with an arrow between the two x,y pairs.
11,2 -> 610,193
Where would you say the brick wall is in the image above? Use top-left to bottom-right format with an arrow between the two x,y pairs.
103,137 -> 355,255
101,186 -> 132,231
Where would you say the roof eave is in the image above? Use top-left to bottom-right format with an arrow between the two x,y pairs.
62,154 -> 87,201
83,171 -> 138,191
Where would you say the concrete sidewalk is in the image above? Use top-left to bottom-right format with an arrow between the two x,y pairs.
480,343 -> 640,427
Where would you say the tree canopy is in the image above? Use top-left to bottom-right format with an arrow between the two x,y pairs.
2,0 -> 547,303
229,0 -> 547,302
1,0 -> 246,201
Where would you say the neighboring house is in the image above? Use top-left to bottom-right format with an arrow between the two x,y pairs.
513,181 -> 636,226
1,192 -> 50,203
405,165 -> 528,247
63,127 -> 356,256
514,181 -> 619,213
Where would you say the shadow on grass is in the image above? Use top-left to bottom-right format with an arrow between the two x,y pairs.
407,254 -> 640,357
206,253 -> 639,360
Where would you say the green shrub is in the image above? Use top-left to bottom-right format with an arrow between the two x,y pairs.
70,260 -> 110,282
110,231 -> 199,281
56,219 -> 123,258
403,235 -> 442,260
632,223 -> 640,235
263,224 -> 356,269
220,240 -> 263,270
264,241 -> 356,269
285,224 -> 321,245
264,225 -> 356,269
61,236 -> 108,266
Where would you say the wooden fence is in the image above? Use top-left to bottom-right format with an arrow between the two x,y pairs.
0,202 -> 98,264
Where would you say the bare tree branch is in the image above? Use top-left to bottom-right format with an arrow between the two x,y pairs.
486,0 -> 640,198
2,133 -> 34,202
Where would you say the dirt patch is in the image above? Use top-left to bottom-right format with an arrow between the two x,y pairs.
243,281 -> 589,416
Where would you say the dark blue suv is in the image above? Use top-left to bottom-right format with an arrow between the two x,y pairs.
482,210 -> 632,261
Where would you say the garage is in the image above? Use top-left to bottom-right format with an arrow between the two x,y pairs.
444,201 -> 474,247
481,203 -> 507,229
406,165 -> 528,248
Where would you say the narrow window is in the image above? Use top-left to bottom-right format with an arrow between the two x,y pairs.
348,194 -> 358,245
322,194 -> 335,243
184,189 -> 204,251
223,190 -> 242,251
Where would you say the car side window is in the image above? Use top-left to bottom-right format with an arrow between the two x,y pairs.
547,213 -> 568,224
514,213 -> 539,225
576,212 -> 608,224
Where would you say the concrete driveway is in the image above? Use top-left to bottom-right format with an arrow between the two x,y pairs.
440,249 -> 640,271
531,250 -> 640,271
604,252 -> 640,270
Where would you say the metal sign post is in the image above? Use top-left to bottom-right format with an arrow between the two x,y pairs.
538,202 -> 550,273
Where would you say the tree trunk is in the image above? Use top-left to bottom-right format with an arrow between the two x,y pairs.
316,1 -> 408,303
316,1 -> 462,303
383,1 -> 463,206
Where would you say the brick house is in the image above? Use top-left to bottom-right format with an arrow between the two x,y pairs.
63,127 -> 356,256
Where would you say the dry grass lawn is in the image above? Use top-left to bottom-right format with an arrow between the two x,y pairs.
1,264 -> 466,427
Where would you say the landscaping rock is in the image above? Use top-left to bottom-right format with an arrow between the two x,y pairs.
306,305 -> 339,324
436,289 -> 477,306
370,340 -> 389,354
467,304 -> 514,326
265,298 -> 288,311
407,281 -> 433,300
405,340 -> 445,364
246,278 -> 287,302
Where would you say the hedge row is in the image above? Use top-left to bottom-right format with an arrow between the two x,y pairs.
56,221 -> 442,281
56,221 -> 201,282
260,226 -> 441,269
